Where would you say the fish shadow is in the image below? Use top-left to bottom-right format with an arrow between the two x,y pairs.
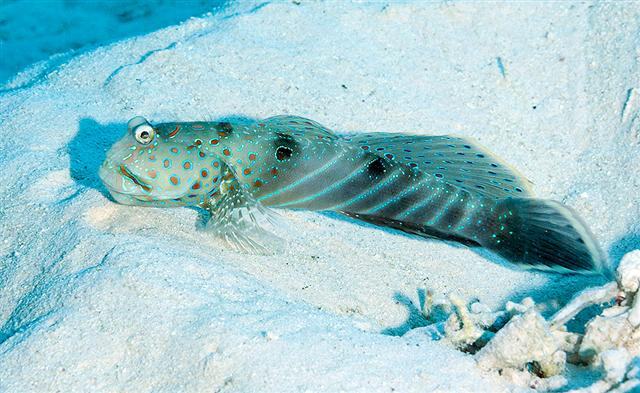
380,290 -> 432,336
383,270 -> 608,337
68,118 -> 127,200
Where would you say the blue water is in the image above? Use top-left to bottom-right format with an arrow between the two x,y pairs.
0,0 -> 228,84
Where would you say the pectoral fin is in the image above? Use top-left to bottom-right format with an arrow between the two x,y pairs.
204,177 -> 284,255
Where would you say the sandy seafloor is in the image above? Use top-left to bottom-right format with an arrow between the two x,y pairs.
0,1 -> 639,392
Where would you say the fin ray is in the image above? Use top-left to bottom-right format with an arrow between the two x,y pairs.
479,198 -> 609,276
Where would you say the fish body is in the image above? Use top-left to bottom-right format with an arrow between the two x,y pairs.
100,115 -> 607,275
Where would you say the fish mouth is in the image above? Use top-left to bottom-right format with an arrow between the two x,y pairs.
118,165 -> 153,192
99,161 -> 152,198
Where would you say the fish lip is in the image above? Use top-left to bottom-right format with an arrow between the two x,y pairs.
118,164 -> 153,192
99,161 -> 152,195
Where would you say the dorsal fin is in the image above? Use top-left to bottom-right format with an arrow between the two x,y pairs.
263,115 -> 339,141
345,132 -> 534,199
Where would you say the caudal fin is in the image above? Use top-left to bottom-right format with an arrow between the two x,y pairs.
480,198 -> 609,276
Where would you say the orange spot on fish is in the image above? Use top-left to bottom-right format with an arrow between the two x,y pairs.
254,180 -> 263,187
217,131 -> 228,137
249,153 -> 257,161
191,181 -> 201,190
223,148 -> 231,156
183,161 -> 191,169
148,170 -> 157,179
163,159 -> 171,168
243,168 -> 252,176
210,139 -> 219,145
149,155 -> 156,161
201,169 -> 208,178
270,168 -> 278,176
194,139 -> 202,146
170,176 -> 179,185
198,151 -> 206,158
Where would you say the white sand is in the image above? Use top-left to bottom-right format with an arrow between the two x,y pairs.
0,1 -> 638,391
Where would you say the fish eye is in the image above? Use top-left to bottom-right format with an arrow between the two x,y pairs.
134,124 -> 155,145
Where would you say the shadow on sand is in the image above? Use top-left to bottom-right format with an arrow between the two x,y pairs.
68,118 -> 127,200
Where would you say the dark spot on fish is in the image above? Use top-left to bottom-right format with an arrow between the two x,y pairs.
435,173 -> 444,178
463,145 -> 471,149
274,133 -> 298,161
476,154 -> 485,158
515,187 -> 523,192
216,122 -> 233,135
488,171 -> 497,175
476,185 -> 485,189
367,156 -> 388,176
276,146 -> 293,161
491,163 -> 499,167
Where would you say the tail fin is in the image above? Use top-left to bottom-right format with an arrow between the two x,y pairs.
479,198 -> 609,276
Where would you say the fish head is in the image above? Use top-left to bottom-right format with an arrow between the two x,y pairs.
99,116 -> 222,207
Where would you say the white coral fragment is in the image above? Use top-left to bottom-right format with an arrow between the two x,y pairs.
617,250 -> 640,293
475,310 -> 565,377
404,251 -> 640,391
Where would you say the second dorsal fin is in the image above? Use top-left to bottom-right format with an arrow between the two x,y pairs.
345,132 -> 534,200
